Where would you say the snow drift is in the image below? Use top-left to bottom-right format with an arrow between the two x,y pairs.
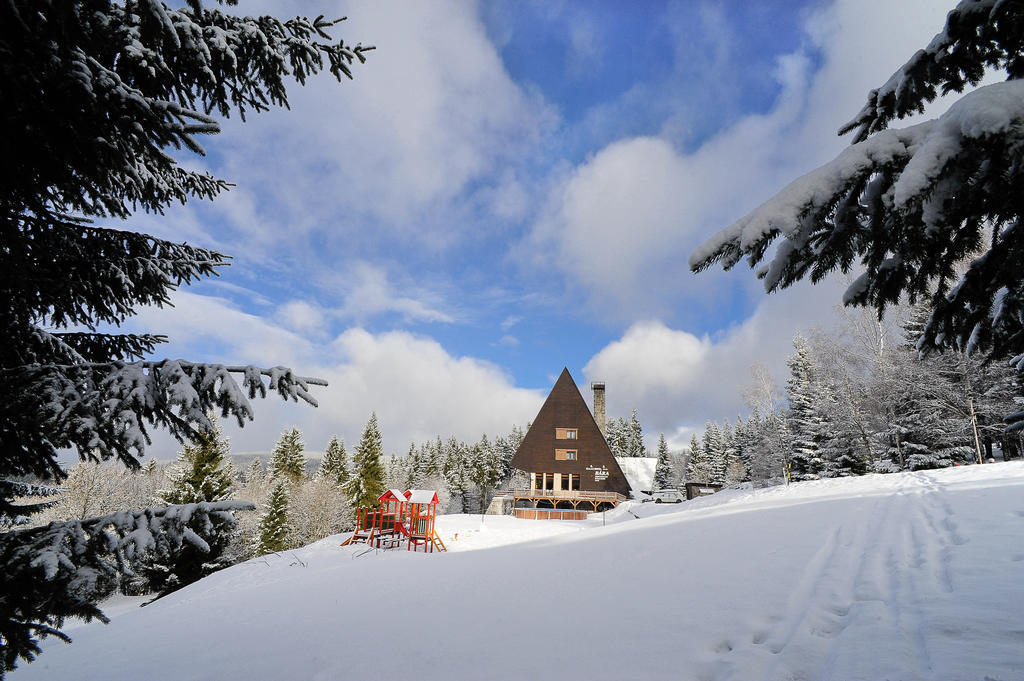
13,463 -> 1024,681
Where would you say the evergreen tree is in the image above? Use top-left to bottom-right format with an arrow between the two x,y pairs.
426,437 -> 444,478
0,2 -> 369,669
160,417 -> 235,505
404,443 -> 421,489
605,411 -> 647,457
785,335 -> 827,481
494,424 -> 526,484
442,436 -> 471,513
625,409 -> 648,457
685,431 -> 710,483
703,422 -> 727,485
346,413 -> 386,508
691,1 -> 1024,375
255,481 -> 290,556
269,427 -> 306,484
653,433 -> 674,490
877,305 -> 977,471
318,436 -> 349,488
141,417 -> 240,595
469,434 -> 503,512
244,458 -> 265,485
729,416 -> 751,482
604,416 -> 629,457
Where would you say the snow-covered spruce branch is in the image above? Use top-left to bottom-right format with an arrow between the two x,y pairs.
1,360 -> 326,480
7,500 -> 255,581
690,80 -> 1024,359
841,0 -> 1024,142
0,500 -> 254,671
0,480 -> 64,529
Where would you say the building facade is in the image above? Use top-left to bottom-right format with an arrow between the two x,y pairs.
509,368 -> 631,515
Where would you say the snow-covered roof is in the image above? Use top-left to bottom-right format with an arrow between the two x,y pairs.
614,457 -> 657,493
379,489 -> 407,503
406,489 -> 438,504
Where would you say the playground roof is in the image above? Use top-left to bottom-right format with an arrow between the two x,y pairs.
406,489 -> 439,504
379,489 -> 407,503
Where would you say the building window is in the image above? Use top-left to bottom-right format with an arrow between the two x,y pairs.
534,473 -> 554,491
555,427 -> 578,440
555,449 -> 578,461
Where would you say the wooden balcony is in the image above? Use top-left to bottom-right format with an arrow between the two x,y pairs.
510,488 -> 625,503
506,488 -> 626,516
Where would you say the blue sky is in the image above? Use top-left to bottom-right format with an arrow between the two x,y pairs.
126,0 -> 955,457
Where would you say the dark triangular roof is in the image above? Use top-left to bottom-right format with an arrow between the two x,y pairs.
511,368 -> 631,495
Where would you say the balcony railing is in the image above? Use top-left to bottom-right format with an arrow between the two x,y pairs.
509,488 -> 626,503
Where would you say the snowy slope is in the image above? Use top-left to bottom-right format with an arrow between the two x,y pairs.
14,463 -> 1024,681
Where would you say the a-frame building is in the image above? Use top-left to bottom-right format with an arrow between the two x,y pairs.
510,368 -> 631,516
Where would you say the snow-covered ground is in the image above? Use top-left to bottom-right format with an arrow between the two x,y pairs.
14,463 -> 1024,681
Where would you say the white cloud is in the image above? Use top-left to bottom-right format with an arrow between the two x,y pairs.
583,276 -> 849,450
132,292 -> 542,458
532,0 -> 958,443
528,0 -> 956,321
314,328 -> 543,450
330,261 -> 455,324
500,315 -> 523,331
276,300 -> 327,337
210,0 -> 556,243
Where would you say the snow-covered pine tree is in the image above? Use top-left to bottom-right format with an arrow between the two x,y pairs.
691,1 -> 1024,383
318,436 -> 349,488
818,428 -> 869,478
494,424 -> 526,485
721,419 -> 748,484
144,417 -> 239,595
160,417 -> 235,505
877,304 -> 977,471
403,443 -> 420,490
625,409 -> 648,457
269,427 -> 307,485
0,2 -> 369,670
385,453 -> 410,490
346,414 -> 386,509
255,481 -> 289,556
785,335 -> 827,481
604,416 -> 628,457
469,434 -> 503,513
442,436 -> 472,513
685,431 -> 711,484
244,458 -> 265,485
703,422 -> 727,485
426,437 -> 444,478
653,433 -> 674,490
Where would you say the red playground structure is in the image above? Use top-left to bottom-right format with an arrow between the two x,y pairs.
342,489 -> 446,553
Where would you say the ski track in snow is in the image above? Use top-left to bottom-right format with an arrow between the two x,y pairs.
706,470 -> 973,681
13,463 -> 1024,681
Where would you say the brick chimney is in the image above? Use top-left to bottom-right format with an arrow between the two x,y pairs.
591,382 -> 606,439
